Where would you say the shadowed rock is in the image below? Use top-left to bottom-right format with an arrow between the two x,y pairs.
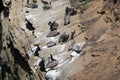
113,0 -> 117,4
25,19 -> 35,31
46,30 -> 60,37
64,7 -> 77,26
46,54 -> 58,69
46,41 -> 56,48
0,56 -> 10,67
114,9 -> 120,21
97,11 -> 105,15
39,58 -> 46,72
0,56 -> 11,80
0,0 -> 4,13
34,45 -> 41,56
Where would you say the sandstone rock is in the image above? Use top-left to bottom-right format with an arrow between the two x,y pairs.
25,3 -> 38,9
0,0 -> 44,80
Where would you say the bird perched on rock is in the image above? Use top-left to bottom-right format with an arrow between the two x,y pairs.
58,32 -> 69,44
45,54 -> 58,69
70,29 -> 75,40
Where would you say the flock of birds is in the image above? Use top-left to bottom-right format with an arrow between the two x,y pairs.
25,0 -> 82,77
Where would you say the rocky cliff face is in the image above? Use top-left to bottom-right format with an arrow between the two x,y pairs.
0,0 -> 44,80
68,0 -> 120,80
0,0 -> 120,80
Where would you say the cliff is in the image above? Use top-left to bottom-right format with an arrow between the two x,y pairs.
0,0 -> 44,80
0,0 -> 120,80
68,0 -> 120,80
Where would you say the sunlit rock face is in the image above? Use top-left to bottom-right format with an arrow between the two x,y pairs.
0,0 -> 44,80
68,0 -> 120,80
0,0 -> 85,79
3,0 -> 120,80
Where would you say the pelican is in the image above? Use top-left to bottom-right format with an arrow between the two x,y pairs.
70,29 -> 75,40
46,54 -> 58,69
42,2 -> 52,10
59,32 -> 69,43
41,0 -> 49,5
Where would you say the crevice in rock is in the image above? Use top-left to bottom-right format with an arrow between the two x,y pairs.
0,19 -> 2,54
25,19 -> 35,31
0,0 -> 4,13
1,64 -> 11,80
0,0 -> 9,18
14,64 -> 20,80
8,38 -> 33,78
0,0 -> 3,54
3,7 -> 9,18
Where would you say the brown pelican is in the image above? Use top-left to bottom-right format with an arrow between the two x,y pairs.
46,30 -> 60,37
48,21 -> 58,31
42,2 -> 52,10
46,41 -> 56,48
64,12 -> 70,25
70,29 -> 75,40
41,0 -> 49,5
59,32 -> 69,43
65,6 -> 77,16
46,54 -> 58,69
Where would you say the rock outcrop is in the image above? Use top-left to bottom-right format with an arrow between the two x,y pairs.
68,0 -> 120,80
0,0 -> 44,80
1,0 -> 120,80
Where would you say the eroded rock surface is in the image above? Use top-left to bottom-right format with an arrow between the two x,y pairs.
1,0 -> 120,80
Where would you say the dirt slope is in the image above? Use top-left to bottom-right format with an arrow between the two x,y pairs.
1,0 -> 120,80
68,0 -> 120,80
